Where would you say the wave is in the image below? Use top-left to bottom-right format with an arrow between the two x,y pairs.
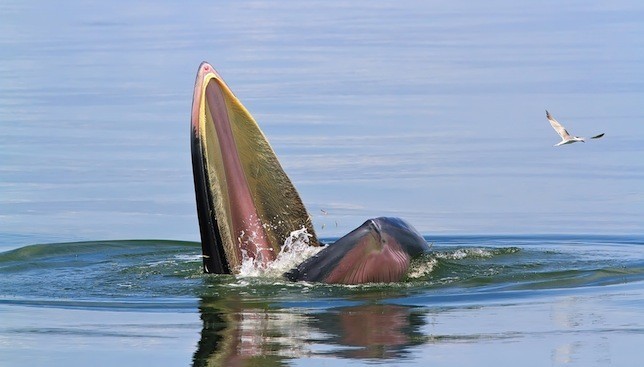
1,236 -> 643,310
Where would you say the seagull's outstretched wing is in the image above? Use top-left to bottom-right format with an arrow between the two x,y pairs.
590,133 -> 605,139
546,110 -> 571,140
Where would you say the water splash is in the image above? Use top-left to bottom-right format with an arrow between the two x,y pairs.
434,247 -> 519,260
407,256 -> 438,279
238,227 -> 322,278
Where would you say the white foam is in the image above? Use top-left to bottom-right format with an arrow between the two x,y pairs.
407,257 -> 438,279
435,248 -> 494,260
237,227 -> 323,279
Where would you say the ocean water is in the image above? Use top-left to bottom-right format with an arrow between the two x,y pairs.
2,0 -> 644,366
1,235 -> 643,366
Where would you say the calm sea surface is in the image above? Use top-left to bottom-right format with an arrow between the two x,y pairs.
1,1 -> 643,366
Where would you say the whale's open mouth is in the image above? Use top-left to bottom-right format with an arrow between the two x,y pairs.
190,62 -> 318,274
190,62 -> 430,283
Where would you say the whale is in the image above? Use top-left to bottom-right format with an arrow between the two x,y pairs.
190,62 -> 430,283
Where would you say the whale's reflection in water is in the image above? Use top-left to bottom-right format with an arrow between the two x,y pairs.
193,297 -> 426,366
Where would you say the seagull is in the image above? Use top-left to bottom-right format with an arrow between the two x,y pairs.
546,110 -> 604,146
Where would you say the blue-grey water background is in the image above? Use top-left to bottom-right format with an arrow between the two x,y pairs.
1,1 -> 643,366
